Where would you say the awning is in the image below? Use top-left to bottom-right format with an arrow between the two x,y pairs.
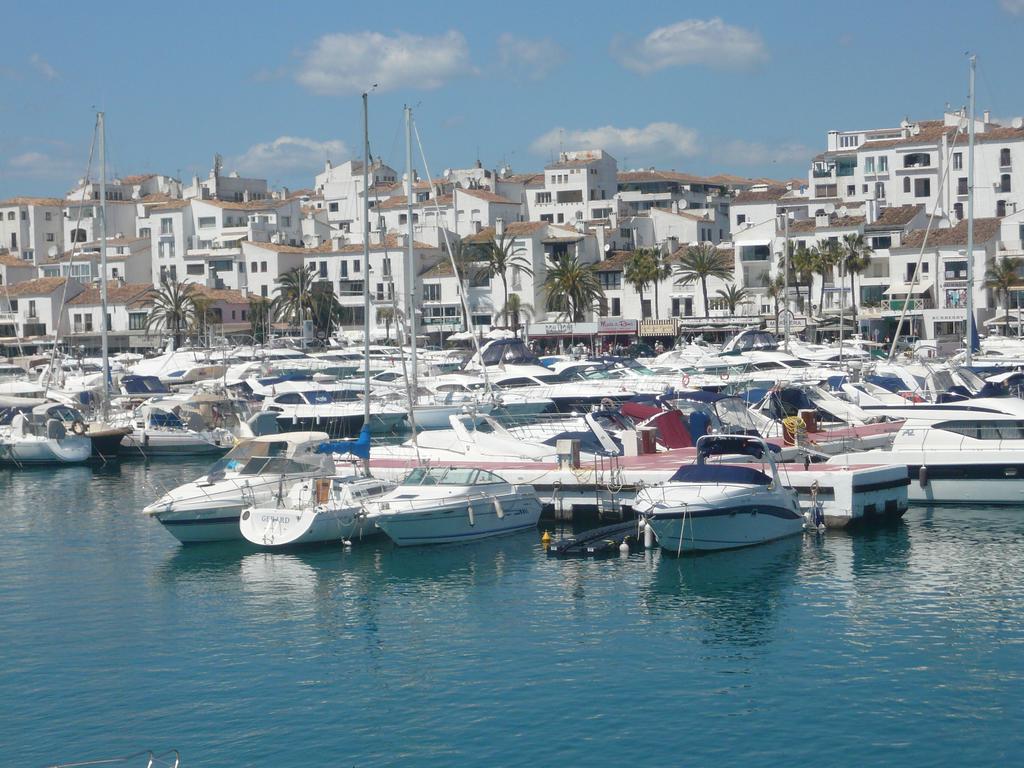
884,281 -> 933,296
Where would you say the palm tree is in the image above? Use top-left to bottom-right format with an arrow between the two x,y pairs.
763,273 -> 786,333
791,244 -> 816,313
308,281 -> 343,337
377,306 -> 396,342
624,248 -> 658,319
673,243 -> 733,318
544,254 -> 604,321
144,277 -> 197,350
271,265 -> 318,328
501,294 -> 534,336
449,238 -> 483,331
248,297 -> 272,343
477,229 -> 533,326
987,256 -> 1023,336
190,294 -> 219,343
841,233 -> 873,321
812,243 -> 841,314
715,283 -> 750,316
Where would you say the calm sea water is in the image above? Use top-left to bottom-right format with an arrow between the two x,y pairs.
1,459 -> 1022,767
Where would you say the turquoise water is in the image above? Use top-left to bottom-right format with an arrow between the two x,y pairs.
2,459 -> 1022,767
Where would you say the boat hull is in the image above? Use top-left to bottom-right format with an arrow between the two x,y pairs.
645,503 -> 804,553
0,437 -> 92,465
373,495 -> 542,546
240,506 -> 378,546
122,432 -> 229,455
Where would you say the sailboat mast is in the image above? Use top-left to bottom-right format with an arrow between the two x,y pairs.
98,111 -> 110,419
361,93 -> 372,433
966,54 -> 977,366
405,105 -> 417,390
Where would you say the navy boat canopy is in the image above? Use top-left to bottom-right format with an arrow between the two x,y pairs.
121,375 -> 170,395
695,435 -> 779,460
669,463 -> 772,486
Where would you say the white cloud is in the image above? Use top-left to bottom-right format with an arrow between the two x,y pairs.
297,30 -> 471,95
6,150 -> 79,179
230,136 -> 349,177
712,139 -> 814,166
612,18 -> 768,73
497,33 -> 565,80
29,53 -> 58,80
1000,0 -> 1024,14
531,122 -> 700,160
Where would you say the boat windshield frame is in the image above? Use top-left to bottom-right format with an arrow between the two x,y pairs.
402,466 -> 505,486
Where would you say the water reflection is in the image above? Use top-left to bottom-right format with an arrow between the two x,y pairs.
640,536 -> 805,646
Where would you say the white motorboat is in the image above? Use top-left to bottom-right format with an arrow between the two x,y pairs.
239,474 -> 395,547
0,407 -> 92,465
365,466 -> 542,546
828,412 -> 1024,505
120,404 -> 234,455
260,385 -> 407,436
143,431 -> 336,543
634,435 -> 804,553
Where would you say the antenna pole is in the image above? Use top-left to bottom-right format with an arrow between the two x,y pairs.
966,54 -> 977,365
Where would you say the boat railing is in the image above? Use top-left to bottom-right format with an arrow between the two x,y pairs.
46,749 -> 180,768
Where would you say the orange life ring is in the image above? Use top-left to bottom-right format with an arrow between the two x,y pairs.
681,373 -> 690,386
720,371 -> 730,381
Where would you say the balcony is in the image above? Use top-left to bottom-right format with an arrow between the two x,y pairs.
881,298 -> 934,313
812,167 -> 834,179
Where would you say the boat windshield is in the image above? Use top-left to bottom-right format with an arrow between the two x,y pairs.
237,456 -> 319,476
206,439 -> 297,475
402,467 -> 504,486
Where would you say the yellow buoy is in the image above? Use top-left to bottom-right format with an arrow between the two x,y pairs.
541,530 -> 552,546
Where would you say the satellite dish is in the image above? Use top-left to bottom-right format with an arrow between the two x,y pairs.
604,243 -> 611,252
47,246 -> 58,258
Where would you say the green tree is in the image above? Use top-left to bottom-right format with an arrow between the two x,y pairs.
144,277 -> 197,350
841,233 -> 873,321
812,242 -> 841,314
624,248 -> 658,319
791,244 -> 816,313
271,265 -> 318,328
377,306 -> 396,342
190,294 -> 220,343
477,229 -> 533,326
248,297 -> 272,343
673,243 -> 733,318
715,283 -> 750,316
501,294 -> 534,336
544,254 -> 604,321
763,272 -> 786,333
987,256 -> 1023,336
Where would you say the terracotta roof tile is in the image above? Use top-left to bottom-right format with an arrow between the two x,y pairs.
2,277 -> 77,297
0,196 -> 64,207
462,221 -> 547,243
734,186 -> 789,204
866,204 -> 925,231
899,218 -> 1001,249
457,188 -> 519,205
0,253 -> 36,268
68,282 -> 154,306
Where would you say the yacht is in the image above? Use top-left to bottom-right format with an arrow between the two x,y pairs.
365,466 -> 542,546
239,474 -> 395,547
827,412 -> 1024,504
143,431 -> 336,543
634,435 -> 804,552
120,404 -> 235,455
0,405 -> 92,465
260,386 -> 407,436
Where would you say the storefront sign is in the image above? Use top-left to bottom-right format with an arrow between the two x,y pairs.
638,319 -> 678,337
598,318 -> 637,335
527,322 -> 598,337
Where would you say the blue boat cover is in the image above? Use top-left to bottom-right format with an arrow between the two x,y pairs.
317,425 -> 371,460
696,435 -> 779,459
669,463 -> 772,486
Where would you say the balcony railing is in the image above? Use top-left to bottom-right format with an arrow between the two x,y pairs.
881,298 -> 933,312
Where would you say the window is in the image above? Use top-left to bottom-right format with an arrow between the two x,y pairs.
914,178 -> 930,197
423,284 -> 441,301
20,210 -> 26,220
383,257 -> 391,277
329,202 -> 339,213
353,259 -> 360,273
903,177 -> 912,194
261,285 -> 268,297
814,184 -> 837,197
536,192 -> 551,204
260,262 -> 267,273
250,262 -> 258,273
318,261 -> 327,278
282,216 -> 291,227
953,152 -> 963,170
611,298 -> 621,316
556,213 -> 564,223
878,156 -> 888,172
1000,148 -> 1011,167
736,214 -> 746,225
875,182 -> 886,199
129,312 -> 146,330
28,300 -> 36,318
239,262 -> 245,273
599,271 -> 621,290
45,211 -> 52,221
198,216 -> 216,228
46,233 -> 54,242
641,299 -> 652,320
870,236 -> 892,249
5,211 -> 12,220
997,200 -> 1007,217
864,157 -> 875,174
958,177 -> 968,195
340,261 -> 348,278
954,202 -> 964,220
186,264 -> 205,275
846,185 -> 856,196
160,218 -> 173,235
10,233 -> 16,249
904,152 -> 930,168
1001,174 -> 1011,193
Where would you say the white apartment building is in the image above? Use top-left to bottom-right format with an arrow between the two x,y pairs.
183,158 -> 269,203
314,159 -> 400,233
809,110 -> 1024,222
527,150 -> 618,225
0,277 -> 84,339
65,281 -> 156,351
66,173 -> 182,203
40,235 -> 153,284
0,197 -> 65,264
64,199 -> 139,251
0,252 -> 38,286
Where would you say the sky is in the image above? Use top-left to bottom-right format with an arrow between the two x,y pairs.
2,0 -> 1024,200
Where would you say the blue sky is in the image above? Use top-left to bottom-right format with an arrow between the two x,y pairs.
2,0 -> 1024,199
